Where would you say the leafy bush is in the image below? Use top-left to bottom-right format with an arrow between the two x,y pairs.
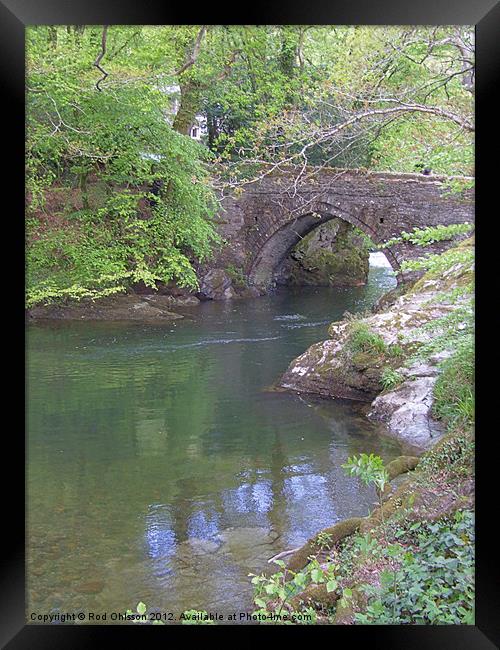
382,223 -> 473,249
399,245 -> 474,276
249,557 -> 333,623
355,510 -> 475,625
342,453 -> 389,493
315,531 -> 334,549
26,33 -> 221,307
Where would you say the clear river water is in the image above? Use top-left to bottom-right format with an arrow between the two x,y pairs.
27,254 -> 402,623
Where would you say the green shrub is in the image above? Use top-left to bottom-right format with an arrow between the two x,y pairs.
354,510 -> 475,625
382,223 -> 474,249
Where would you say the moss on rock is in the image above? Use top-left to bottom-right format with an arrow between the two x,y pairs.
289,583 -> 340,610
286,518 -> 363,573
386,455 -> 420,481
275,219 -> 370,287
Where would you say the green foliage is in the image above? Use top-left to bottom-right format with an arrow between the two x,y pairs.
370,116 -> 474,176
387,344 -> 405,359
346,322 -> 387,355
400,246 -> 474,277
223,25 -> 473,176
26,26 -> 220,307
124,603 -> 216,624
355,510 -> 475,624
125,601 -> 164,624
342,453 -> 389,493
382,223 -> 474,249
26,27 -> 474,306
432,339 -> 474,431
353,533 -> 379,560
418,429 -> 474,477
393,234 -> 474,363
380,367 -> 403,391
338,441 -> 474,625
315,531 -> 333,549
411,304 -> 473,362
441,177 -> 475,197
249,557 -> 334,623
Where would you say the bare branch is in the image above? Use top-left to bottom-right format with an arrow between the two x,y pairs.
93,26 -> 109,92
174,26 -> 207,76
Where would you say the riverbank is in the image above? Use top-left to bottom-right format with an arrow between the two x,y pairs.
279,237 -> 474,451
252,238 -> 474,624
274,425 -> 475,625
25,245 -> 379,322
27,271 -> 406,620
25,293 -> 199,322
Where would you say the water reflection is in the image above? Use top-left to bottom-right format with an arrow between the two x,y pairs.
27,263 -> 400,619
187,509 -> 222,540
145,504 -> 176,560
223,479 -> 274,515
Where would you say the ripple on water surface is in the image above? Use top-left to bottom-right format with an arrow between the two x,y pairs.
27,265 -> 400,620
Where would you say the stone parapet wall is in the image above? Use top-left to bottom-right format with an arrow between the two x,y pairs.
202,168 -> 474,295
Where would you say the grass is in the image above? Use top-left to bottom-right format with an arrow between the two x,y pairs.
380,367 -> 403,391
346,322 -> 387,355
432,337 -> 474,431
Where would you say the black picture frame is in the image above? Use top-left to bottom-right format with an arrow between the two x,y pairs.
4,0 -> 499,646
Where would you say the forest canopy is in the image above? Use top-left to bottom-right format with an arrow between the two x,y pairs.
26,25 -> 474,307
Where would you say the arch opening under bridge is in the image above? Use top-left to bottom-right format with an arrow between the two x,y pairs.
247,206 -> 400,289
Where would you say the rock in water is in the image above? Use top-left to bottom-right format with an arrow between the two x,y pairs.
198,268 -> 236,300
279,241 -> 473,449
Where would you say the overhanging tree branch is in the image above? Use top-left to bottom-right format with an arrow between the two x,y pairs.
174,26 -> 207,76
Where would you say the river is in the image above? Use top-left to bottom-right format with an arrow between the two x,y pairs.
27,253 -> 402,623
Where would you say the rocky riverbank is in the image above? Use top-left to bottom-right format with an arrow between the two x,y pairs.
252,240 -> 475,624
276,426 -> 475,624
279,238 -> 474,451
26,293 -> 199,322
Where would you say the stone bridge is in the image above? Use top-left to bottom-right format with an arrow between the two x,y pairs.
207,167 -> 474,293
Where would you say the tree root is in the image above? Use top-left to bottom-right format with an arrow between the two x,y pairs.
286,517 -> 363,573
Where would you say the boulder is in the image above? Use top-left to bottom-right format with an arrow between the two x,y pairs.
198,268 -> 236,300
368,376 -> 444,450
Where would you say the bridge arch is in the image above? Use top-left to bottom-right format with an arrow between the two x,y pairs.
247,202 -> 400,289
214,169 -> 473,294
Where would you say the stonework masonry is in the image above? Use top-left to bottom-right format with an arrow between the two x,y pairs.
201,167 -> 474,295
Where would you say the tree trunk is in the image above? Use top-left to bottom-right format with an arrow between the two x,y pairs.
48,26 -> 58,49
172,81 -> 202,135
